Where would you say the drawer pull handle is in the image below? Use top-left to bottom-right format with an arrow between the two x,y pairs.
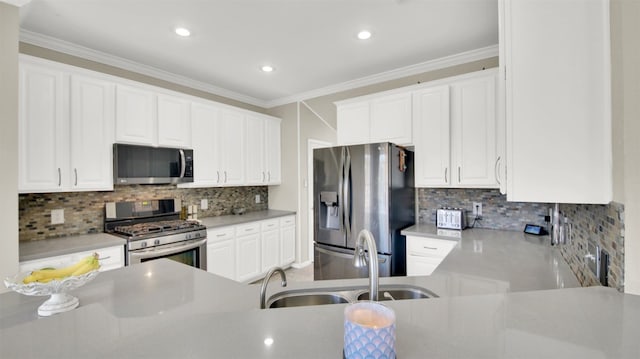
97,256 -> 111,260
216,234 -> 226,237
423,246 -> 438,250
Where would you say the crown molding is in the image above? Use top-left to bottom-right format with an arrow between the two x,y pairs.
264,44 -> 499,108
19,30 -> 269,108
20,29 -> 498,110
1,0 -> 31,7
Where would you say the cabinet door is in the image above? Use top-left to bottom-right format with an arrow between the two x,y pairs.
115,84 -> 155,145
503,0 -> 611,203
157,94 -> 191,148
370,93 -> 412,145
18,64 -> 67,193
280,225 -> 295,266
69,74 -> 115,191
190,102 -> 222,185
413,86 -> 450,187
265,117 -> 282,184
245,115 -> 266,185
261,229 -> 280,273
207,239 -> 236,280
235,233 -> 260,282
337,102 -> 370,145
219,109 -> 246,185
451,74 -> 497,187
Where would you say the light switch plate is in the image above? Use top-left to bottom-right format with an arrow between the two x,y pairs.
51,209 -> 64,225
255,194 -> 261,204
200,199 -> 208,210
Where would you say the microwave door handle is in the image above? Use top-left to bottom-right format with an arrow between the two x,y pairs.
129,238 -> 207,261
179,149 -> 186,178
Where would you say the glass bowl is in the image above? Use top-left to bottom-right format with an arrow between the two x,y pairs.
4,269 -> 99,316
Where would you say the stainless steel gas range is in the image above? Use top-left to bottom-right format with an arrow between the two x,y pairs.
104,199 -> 207,270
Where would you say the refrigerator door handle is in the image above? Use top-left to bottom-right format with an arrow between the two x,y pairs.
344,147 -> 352,242
338,147 -> 345,232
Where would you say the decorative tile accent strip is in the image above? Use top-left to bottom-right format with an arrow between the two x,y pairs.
417,188 -> 552,231
19,185 -> 268,241
559,203 -> 625,292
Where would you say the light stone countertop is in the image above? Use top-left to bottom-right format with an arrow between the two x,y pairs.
18,210 -> 295,262
198,209 -> 295,229
1,259 -> 638,358
402,224 -> 581,292
19,233 -> 126,262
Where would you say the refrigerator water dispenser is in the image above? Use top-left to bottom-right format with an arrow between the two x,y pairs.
320,191 -> 340,230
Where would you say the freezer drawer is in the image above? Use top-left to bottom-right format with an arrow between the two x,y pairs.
314,244 -> 391,280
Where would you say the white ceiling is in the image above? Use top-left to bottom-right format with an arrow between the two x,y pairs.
18,0 -> 498,108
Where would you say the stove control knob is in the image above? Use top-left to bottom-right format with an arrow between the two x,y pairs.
186,233 -> 192,240
154,239 -> 160,246
140,242 -> 147,248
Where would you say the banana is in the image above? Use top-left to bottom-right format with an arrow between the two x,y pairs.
22,253 -> 100,284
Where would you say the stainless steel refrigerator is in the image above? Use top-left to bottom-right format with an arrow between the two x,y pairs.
313,142 -> 415,280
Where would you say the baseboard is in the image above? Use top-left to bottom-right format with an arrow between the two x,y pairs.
291,260 -> 313,269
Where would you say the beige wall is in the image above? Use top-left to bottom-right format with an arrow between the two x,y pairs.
0,2 -> 20,292
267,102 -> 298,212
20,43 -> 266,114
613,0 -> 640,295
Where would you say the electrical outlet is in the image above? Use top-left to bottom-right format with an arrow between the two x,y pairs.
473,202 -> 483,217
51,209 -> 65,225
255,194 -> 261,204
200,199 -> 208,210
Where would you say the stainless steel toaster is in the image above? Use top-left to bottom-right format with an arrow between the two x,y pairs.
436,208 -> 467,230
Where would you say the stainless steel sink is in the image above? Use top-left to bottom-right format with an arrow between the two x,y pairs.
356,286 -> 437,301
266,285 -> 437,309
268,292 -> 350,308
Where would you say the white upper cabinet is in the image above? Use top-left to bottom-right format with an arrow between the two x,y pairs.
245,115 -> 282,185
501,0 -> 611,203
219,109 -> 246,186
245,115 -> 267,185
115,84 -> 155,145
369,93 -> 412,144
18,63 -> 67,192
413,69 -> 500,188
69,75 -> 115,191
451,74 -> 497,187
265,117 -> 282,184
413,86 -> 451,187
190,101 -> 222,186
157,94 -> 191,148
19,57 -> 114,193
336,92 -> 412,146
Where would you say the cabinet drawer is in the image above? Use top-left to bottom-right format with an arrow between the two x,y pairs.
207,226 -> 235,243
279,215 -> 295,227
261,219 -> 280,231
236,222 -> 261,236
407,236 -> 457,257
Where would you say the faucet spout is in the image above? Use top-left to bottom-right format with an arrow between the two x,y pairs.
353,229 -> 379,301
260,267 -> 287,309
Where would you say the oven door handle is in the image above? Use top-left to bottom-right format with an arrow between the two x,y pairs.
129,238 -> 207,261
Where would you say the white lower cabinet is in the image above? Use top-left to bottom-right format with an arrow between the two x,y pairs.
406,236 -> 457,276
206,239 -> 236,280
19,245 -> 125,273
206,215 -> 296,283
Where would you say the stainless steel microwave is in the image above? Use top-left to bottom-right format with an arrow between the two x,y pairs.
113,144 -> 194,184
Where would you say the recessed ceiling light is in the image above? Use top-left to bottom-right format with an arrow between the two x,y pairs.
175,27 -> 191,37
357,30 -> 372,40
261,65 -> 274,73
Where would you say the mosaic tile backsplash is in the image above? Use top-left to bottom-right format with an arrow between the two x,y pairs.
19,185 -> 268,241
559,202 -> 625,292
417,188 -> 552,231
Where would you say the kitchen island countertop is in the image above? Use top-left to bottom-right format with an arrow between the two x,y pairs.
1,259 -> 638,358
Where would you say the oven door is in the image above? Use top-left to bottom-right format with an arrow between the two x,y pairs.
128,238 -> 207,270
